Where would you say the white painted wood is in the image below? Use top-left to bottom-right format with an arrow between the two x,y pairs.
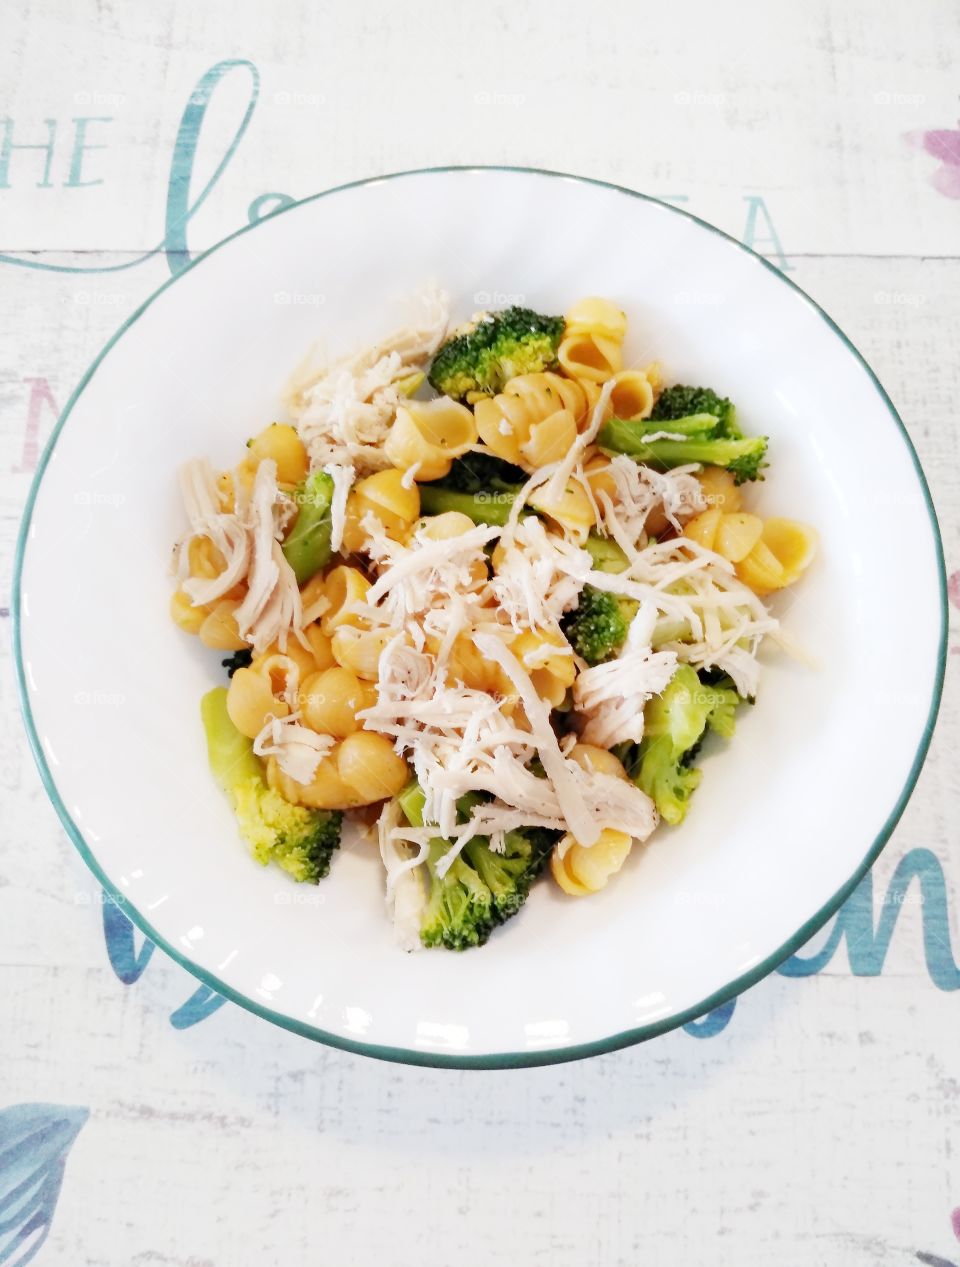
0,0 -> 958,1262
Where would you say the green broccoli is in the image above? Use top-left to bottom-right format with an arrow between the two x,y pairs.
419,481 -> 515,527
599,417 -> 768,484
463,829 -> 555,923
397,779 -> 557,950
419,838 -> 496,950
651,385 -> 740,438
428,306 -> 565,400
221,648 -> 253,678
599,381 -> 767,483
583,534 -> 630,574
439,450 -> 528,494
561,585 -> 638,664
417,478 -> 630,572
282,468 -> 334,584
201,687 -> 341,883
631,665 -> 742,825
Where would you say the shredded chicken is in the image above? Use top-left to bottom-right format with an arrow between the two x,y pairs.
377,799 -> 427,950
287,283 -> 449,473
233,460 -> 304,653
595,455 -> 705,546
357,537 -> 662,869
573,605 -> 678,747
253,713 -> 335,784
175,459 -> 251,605
485,517 -> 589,636
323,460 -> 355,553
176,456 -> 305,653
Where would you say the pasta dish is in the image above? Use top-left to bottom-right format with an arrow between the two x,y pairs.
170,288 -> 816,950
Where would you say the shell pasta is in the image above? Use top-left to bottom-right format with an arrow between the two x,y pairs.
171,287 -> 817,952
557,297 -> 627,382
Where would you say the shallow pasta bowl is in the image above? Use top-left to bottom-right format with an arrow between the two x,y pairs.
13,167 -> 946,1067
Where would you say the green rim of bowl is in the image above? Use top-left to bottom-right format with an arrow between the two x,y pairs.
12,165 -> 948,1069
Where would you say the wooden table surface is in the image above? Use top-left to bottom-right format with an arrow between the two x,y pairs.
1,2 -> 958,1263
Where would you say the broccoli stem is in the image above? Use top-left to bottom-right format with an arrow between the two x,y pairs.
601,419 -> 758,467
419,483 -> 514,526
282,469 -> 334,584
634,412 -> 721,437
418,484 -> 628,572
398,778 -> 427,828
599,418 -> 767,482
201,687 -> 264,794
583,535 -> 628,573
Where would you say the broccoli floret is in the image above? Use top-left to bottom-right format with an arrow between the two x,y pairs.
428,306 -> 565,400
651,385 -> 740,439
561,585 -> 637,664
282,468 -> 334,584
201,687 -> 341,883
601,382 -> 767,483
599,417 -> 768,485
221,648 -> 253,678
420,839 -> 496,950
438,451 -> 528,495
464,829 -> 555,923
632,666 -> 742,825
397,779 -> 557,950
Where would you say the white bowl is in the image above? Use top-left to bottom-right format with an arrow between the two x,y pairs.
14,168 -> 945,1067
